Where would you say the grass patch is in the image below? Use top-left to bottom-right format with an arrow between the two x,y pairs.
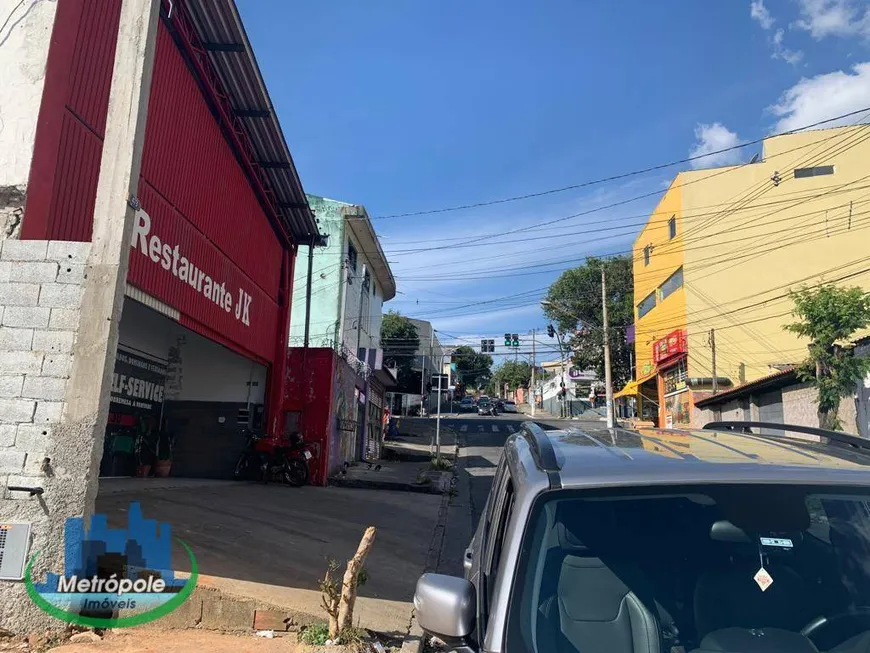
300,622 -> 330,646
429,457 -> 453,471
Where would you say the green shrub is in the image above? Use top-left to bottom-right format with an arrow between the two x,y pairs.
300,622 -> 330,646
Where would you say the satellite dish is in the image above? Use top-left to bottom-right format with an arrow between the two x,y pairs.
749,153 -> 760,164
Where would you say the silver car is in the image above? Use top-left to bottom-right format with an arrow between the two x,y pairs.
414,421 -> 870,653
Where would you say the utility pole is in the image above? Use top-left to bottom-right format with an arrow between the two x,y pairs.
602,269 -> 615,428
529,329 -> 537,417
355,265 -> 366,358
420,328 -> 434,416
710,328 -> 718,394
436,371 -> 443,464
303,237 -> 315,348
555,329 -> 567,418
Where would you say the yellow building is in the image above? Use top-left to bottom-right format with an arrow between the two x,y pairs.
621,125 -> 870,428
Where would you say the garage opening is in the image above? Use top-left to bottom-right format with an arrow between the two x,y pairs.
99,297 -> 267,479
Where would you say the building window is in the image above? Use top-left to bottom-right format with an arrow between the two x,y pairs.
794,165 -> 834,179
659,267 -> 683,301
643,245 -> 652,266
637,292 -> 656,318
347,241 -> 358,272
668,216 -> 677,240
372,279 -> 377,297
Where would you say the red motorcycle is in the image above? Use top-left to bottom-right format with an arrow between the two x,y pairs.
233,429 -> 311,486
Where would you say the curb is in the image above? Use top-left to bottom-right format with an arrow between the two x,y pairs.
400,438 -> 460,653
327,476 -> 446,494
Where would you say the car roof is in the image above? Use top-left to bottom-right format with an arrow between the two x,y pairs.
508,423 -> 870,490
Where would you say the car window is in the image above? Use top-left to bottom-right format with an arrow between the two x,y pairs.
506,484 -> 870,653
485,471 -> 515,609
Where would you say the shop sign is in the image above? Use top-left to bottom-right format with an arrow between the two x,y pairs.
652,329 -> 687,365
640,361 -> 655,377
102,348 -> 168,477
109,348 -> 167,420
131,209 -> 253,327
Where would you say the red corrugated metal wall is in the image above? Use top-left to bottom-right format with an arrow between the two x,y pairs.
140,25 -> 282,301
22,0 -> 121,241
23,7 -> 287,364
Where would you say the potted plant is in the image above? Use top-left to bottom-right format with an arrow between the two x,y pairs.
154,428 -> 174,477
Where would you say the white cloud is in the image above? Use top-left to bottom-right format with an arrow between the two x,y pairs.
771,28 -> 804,64
794,0 -> 870,39
751,0 -> 776,29
769,62 -> 870,132
688,123 -> 747,169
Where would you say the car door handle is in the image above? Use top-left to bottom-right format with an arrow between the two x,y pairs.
463,547 -> 474,572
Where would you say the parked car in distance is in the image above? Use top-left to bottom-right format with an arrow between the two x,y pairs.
477,397 -> 498,416
459,397 -> 475,413
414,420 -> 870,653
501,400 -> 517,413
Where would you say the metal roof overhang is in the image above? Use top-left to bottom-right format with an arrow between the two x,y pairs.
171,0 -> 320,244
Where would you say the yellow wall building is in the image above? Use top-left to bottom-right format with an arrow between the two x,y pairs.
624,125 -> 870,428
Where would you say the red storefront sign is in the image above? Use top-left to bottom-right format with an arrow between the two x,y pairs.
127,184 -> 280,364
652,329 -> 687,365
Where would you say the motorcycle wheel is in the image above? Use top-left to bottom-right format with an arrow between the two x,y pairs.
284,458 -> 309,487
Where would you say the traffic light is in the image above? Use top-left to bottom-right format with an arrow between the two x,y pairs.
480,339 -> 495,353
511,333 -> 519,347
547,324 -> 555,338
504,333 -> 511,347
487,339 -> 495,352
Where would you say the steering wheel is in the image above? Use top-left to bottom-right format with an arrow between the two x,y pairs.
801,608 -> 870,648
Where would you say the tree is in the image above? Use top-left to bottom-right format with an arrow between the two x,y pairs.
491,360 -> 534,392
542,256 -> 634,387
785,283 -> 870,431
453,345 -> 493,390
381,311 -> 419,390
320,527 -> 376,640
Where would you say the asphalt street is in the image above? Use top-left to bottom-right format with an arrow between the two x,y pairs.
433,413 -> 569,577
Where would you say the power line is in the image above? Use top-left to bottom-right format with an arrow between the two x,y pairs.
371,107 -> 870,219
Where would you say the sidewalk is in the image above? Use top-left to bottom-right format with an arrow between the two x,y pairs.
329,421 -> 456,493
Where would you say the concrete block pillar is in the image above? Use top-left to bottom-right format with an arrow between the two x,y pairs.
0,0 -> 161,632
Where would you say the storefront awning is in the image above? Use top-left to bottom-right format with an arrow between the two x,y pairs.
614,370 -> 657,399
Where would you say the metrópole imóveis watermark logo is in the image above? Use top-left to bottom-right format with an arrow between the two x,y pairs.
25,502 -> 197,627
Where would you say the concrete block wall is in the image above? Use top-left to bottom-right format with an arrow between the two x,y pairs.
0,238 -> 91,631
783,382 -> 860,434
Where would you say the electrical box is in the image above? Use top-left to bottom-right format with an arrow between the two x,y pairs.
0,522 -> 32,581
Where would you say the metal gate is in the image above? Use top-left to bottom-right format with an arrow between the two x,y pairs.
757,390 -> 784,434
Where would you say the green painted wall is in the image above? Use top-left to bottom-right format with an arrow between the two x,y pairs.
289,195 -> 348,346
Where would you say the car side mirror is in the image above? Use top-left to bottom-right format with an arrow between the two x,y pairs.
414,574 -> 476,649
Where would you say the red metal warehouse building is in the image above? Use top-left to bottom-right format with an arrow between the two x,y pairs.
19,0 -> 319,478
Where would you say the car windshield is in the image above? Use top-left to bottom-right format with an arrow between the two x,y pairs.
507,484 -> 870,653
479,398 -> 491,405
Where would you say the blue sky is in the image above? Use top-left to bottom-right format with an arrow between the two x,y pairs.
238,0 -> 870,360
